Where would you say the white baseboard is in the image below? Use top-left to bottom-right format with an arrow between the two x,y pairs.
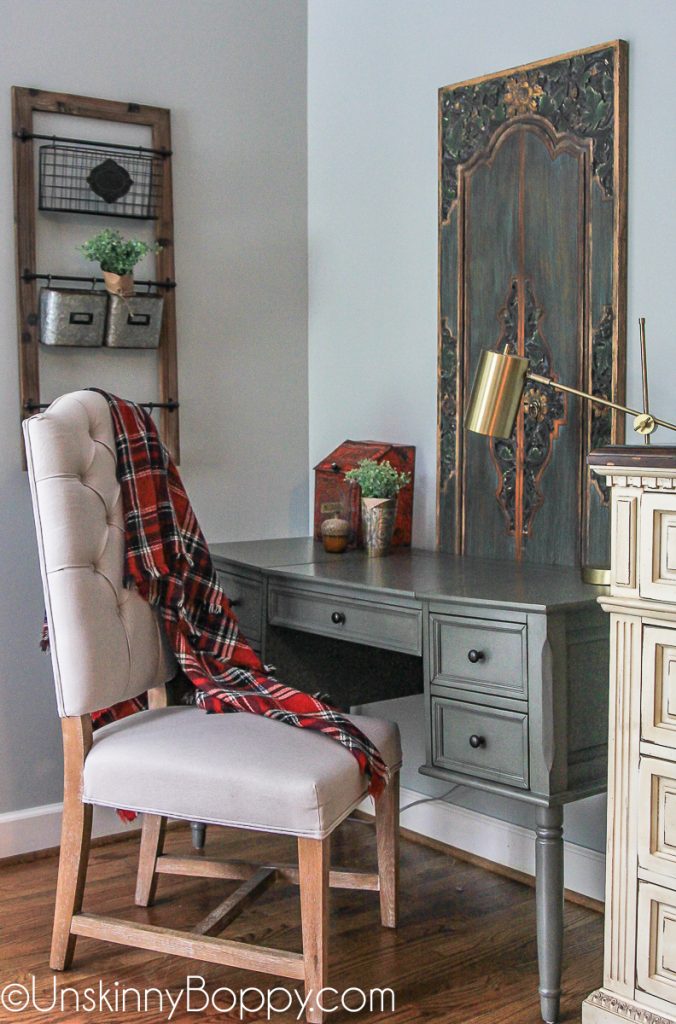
360,785 -> 606,904
0,802 -> 132,861
1,788 -> 606,903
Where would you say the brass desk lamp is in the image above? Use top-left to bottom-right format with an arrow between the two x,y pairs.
465,319 -> 676,583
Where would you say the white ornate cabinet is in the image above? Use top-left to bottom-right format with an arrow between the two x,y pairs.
584,447 -> 676,1024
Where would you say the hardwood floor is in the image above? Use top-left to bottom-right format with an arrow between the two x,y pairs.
0,819 -> 602,1023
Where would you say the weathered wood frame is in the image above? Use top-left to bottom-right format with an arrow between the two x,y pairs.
51,684 -> 399,1024
12,86 -> 179,463
437,41 -> 628,566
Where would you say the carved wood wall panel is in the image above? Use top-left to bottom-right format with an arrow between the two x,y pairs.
437,41 -> 627,567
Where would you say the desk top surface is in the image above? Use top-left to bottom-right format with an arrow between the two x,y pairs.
210,537 -> 604,613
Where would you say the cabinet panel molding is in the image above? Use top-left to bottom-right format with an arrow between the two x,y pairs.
641,494 -> 676,603
602,613 -> 642,995
643,629 -> 676,748
639,758 -> 676,878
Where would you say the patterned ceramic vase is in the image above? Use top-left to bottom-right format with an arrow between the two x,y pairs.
361,497 -> 396,557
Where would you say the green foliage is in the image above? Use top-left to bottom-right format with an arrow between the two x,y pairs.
78,229 -> 161,276
344,459 -> 411,499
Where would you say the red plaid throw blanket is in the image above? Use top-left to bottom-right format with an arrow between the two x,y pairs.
43,392 -> 388,802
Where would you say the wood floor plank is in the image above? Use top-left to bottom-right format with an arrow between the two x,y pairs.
0,819 -> 602,1023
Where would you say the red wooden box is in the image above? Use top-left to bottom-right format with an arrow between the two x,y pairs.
313,440 -> 415,549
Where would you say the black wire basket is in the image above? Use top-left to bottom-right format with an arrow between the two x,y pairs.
39,142 -> 163,219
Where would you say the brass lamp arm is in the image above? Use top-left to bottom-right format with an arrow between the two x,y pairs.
527,372 -> 676,435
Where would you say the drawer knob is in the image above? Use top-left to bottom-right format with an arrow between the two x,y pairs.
331,611 -> 346,625
469,734 -> 486,749
467,649 -> 485,664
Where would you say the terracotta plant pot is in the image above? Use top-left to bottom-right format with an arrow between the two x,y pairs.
102,271 -> 134,298
361,497 -> 396,557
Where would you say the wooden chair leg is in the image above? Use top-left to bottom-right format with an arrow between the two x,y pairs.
298,836 -> 329,1024
135,814 -> 167,907
51,717 -> 93,971
375,770 -> 399,928
50,798 -> 93,969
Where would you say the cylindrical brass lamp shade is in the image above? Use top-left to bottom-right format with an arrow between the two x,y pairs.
465,350 -> 529,439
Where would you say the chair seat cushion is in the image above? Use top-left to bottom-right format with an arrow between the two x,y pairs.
83,706 -> 401,839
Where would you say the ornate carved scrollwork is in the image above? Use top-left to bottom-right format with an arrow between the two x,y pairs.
440,47 -> 616,219
587,989 -> 676,1024
590,304 -> 615,504
491,279 -> 566,544
438,318 -> 458,497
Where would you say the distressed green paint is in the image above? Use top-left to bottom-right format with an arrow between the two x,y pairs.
439,44 -> 624,565
438,206 -> 458,552
463,130 -> 581,565
517,132 -> 581,565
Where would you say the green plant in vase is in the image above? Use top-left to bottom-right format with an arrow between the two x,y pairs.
78,229 -> 161,297
345,459 -> 411,557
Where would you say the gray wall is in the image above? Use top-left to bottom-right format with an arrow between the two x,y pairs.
307,0 -> 676,849
0,0 -> 308,815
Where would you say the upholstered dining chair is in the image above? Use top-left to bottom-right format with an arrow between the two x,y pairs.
24,391 -> 401,1024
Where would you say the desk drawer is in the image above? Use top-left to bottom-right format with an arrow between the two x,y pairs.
640,492 -> 676,602
217,570 -> 263,642
637,880 -> 676,1003
268,582 -> 421,655
639,756 -> 676,878
431,696 -> 529,788
430,613 -> 527,700
642,626 -> 676,747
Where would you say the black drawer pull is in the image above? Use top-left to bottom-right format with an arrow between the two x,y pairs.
469,735 -> 486,749
69,311 -> 93,325
331,611 -> 346,625
229,598 -> 241,608
467,649 -> 485,663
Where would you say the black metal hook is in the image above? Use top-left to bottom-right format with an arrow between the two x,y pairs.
23,272 -> 176,291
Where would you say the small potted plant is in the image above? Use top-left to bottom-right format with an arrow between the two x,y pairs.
78,228 -> 160,297
345,458 -> 411,557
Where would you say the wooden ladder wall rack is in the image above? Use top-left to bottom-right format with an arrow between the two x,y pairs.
12,86 -> 179,464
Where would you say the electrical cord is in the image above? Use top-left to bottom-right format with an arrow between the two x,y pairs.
348,785 -> 460,826
399,785 -> 459,813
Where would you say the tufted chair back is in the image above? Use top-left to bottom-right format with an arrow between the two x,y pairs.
23,391 -> 176,718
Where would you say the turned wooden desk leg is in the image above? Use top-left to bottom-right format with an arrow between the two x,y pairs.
535,805 -> 564,1024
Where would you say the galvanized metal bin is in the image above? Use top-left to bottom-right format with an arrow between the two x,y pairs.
105,294 -> 164,349
40,288 -> 107,347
